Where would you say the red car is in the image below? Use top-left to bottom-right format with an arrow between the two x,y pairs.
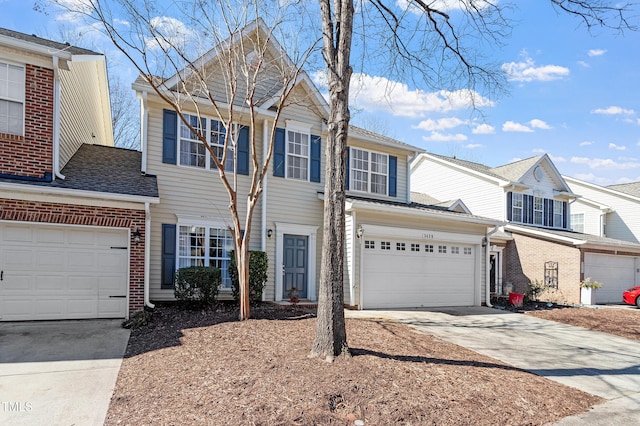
623,286 -> 640,307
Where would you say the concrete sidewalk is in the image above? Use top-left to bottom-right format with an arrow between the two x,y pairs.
0,319 -> 130,426
346,307 -> 640,425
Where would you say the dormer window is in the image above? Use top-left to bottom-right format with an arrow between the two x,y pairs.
0,61 -> 25,136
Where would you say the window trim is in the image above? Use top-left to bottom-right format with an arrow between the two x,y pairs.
349,147 -> 389,196
571,212 -> 584,233
176,217 -> 234,290
177,113 -> 235,172
0,60 -> 25,136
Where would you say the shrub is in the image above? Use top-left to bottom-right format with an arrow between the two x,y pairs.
229,250 -> 268,305
526,279 -> 546,302
174,266 -> 221,308
580,277 -> 603,289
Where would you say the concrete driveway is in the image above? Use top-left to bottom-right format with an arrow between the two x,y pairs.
0,320 -> 130,426
346,307 -> 640,425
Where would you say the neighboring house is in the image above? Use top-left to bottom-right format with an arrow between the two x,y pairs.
0,29 -> 158,321
138,20 -> 501,310
411,153 -> 640,304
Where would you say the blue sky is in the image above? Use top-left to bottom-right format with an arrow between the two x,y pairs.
1,0 -> 639,185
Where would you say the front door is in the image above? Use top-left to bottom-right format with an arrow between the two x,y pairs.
490,254 -> 497,294
283,234 -> 308,299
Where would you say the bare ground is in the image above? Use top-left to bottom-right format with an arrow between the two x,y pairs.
106,303 -> 604,426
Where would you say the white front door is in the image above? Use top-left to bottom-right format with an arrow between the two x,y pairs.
362,238 -> 476,309
0,222 -> 129,321
583,253 -> 637,304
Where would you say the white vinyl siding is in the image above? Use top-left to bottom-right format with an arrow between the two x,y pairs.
0,61 -> 24,135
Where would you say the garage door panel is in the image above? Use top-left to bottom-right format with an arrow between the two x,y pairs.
584,253 -> 637,304
363,237 -> 476,308
1,224 -> 129,321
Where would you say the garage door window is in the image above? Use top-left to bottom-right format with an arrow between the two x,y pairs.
381,241 -> 391,250
438,245 -> 447,253
425,244 -> 434,253
364,240 -> 375,249
178,225 -> 233,289
464,247 -> 472,255
451,247 -> 460,254
411,243 -> 420,252
396,242 -> 406,251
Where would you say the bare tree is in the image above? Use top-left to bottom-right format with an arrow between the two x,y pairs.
48,0 -> 317,320
109,71 -> 140,149
311,0 -> 637,359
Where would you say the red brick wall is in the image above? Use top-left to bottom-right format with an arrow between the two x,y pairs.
0,64 -> 54,179
504,233 -> 582,304
0,198 -> 146,313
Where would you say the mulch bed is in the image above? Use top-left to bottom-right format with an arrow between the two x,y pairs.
106,303 -> 601,425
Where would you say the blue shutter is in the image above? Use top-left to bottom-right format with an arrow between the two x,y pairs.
345,148 -> 350,190
161,224 -> 177,289
562,202 -> 568,229
310,134 -> 321,183
527,195 -> 534,224
506,192 -> 513,221
388,155 -> 397,197
273,128 -> 286,177
162,109 -> 177,165
236,126 -> 250,175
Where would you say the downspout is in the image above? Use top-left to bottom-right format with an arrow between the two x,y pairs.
139,91 -> 148,173
144,202 -> 155,309
485,225 -> 500,307
52,56 -> 64,180
261,119 -> 269,301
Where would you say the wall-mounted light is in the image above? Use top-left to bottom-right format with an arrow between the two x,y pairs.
132,228 -> 142,244
267,229 -> 273,238
356,225 -> 364,239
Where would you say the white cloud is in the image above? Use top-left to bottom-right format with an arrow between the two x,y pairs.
529,119 -> 552,129
465,143 -> 483,149
572,173 -> 614,186
609,143 -> 626,151
413,117 -> 467,131
591,106 -> 635,115
502,121 -> 533,132
579,141 -> 593,146
570,156 -> 640,170
532,148 -> 545,153
145,16 -> 196,50
588,49 -> 607,57
577,61 -> 590,68
472,124 -> 495,134
422,132 -> 468,142
501,54 -> 570,82
348,73 -> 494,118
549,155 -> 566,163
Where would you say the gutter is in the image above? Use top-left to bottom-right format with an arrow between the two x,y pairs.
485,226 -> 500,308
52,56 -> 64,180
144,202 -> 155,309
0,181 -> 160,204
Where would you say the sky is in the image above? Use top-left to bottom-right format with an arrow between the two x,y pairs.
1,0 -> 639,186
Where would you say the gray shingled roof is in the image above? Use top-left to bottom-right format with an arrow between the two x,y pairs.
509,224 -> 640,249
410,192 -> 461,209
0,144 -> 158,199
607,181 -> 640,198
0,28 -> 101,56
348,125 -> 423,152
428,153 -> 547,183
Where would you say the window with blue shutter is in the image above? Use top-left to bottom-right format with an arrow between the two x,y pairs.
310,134 -> 321,182
236,126 -> 250,175
161,224 -> 177,289
273,127 -> 286,177
162,109 -> 177,165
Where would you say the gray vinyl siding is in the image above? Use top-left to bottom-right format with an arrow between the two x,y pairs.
146,100 -> 263,301
59,60 -> 112,167
411,157 -> 504,219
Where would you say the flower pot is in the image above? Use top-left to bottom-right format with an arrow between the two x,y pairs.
509,292 -> 524,307
580,287 -> 596,305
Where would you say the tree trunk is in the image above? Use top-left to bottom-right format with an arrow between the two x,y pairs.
237,239 -> 250,321
311,0 -> 353,360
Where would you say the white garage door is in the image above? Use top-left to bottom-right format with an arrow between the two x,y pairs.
362,238 -> 476,309
584,253 -> 639,304
0,223 -> 129,321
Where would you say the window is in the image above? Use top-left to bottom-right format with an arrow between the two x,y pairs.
0,61 -> 25,136
438,245 -> 447,254
534,197 -> 544,225
512,193 -> 523,223
425,244 -> 434,253
451,247 -> 460,254
411,243 -> 420,252
464,247 -> 472,255
571,213 -> 584,233
179,114 -> 233,171
350,148 -> 388,195
544,261 -> 558,289
553,200 -> 564,228
396,242 -> 406,251
365,240 -> 375,249
178,225 -> 233,289
287,130 -> 309,180
381,241 -> 391,250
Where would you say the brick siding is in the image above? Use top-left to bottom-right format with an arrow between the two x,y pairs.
504,233 -> 582,304
0,198 -> 146,313
0,64 -> 54,179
